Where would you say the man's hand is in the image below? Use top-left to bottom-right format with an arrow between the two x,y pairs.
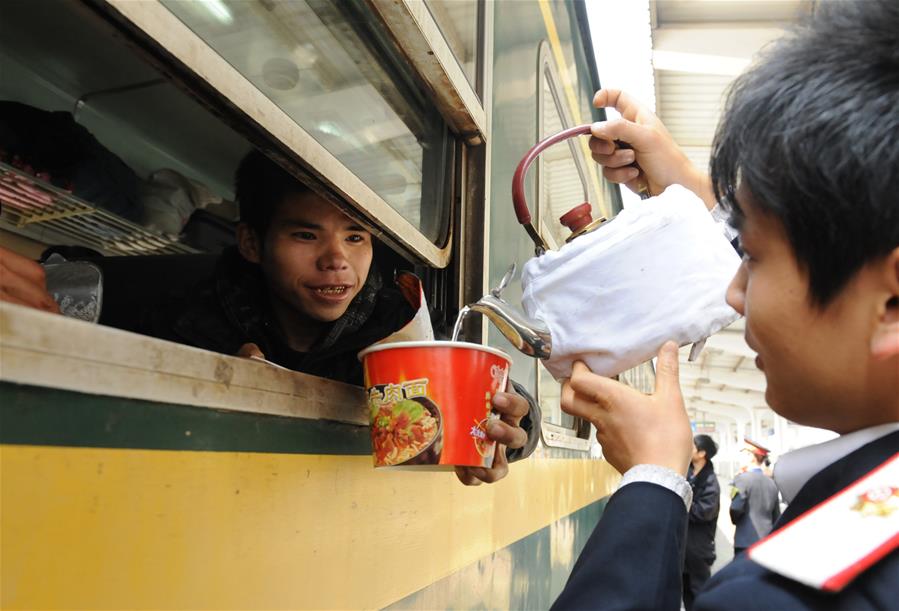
455,382 -> 530,486
236,342 -> 265,359
0,246 -> 60,314
560,341 -> 693,476
589,89 -> 716,210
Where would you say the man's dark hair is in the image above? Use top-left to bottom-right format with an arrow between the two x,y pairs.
693,434 -> 718,460
710,0 -> 899,306
235,150 -> 313,236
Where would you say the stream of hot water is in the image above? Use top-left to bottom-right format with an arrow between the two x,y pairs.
450,306 -> 471,342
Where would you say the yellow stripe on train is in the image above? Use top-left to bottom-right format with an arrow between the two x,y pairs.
1,445 -> 617,610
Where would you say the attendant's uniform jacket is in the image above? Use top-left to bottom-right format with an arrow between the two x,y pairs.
730,468 -> 780,550
552,427 -> 899,610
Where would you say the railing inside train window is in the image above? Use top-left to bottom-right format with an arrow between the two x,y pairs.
0,163 -> 197,256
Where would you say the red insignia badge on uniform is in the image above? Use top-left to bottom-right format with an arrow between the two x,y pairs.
748,452 -> 899,592
851,486 -> 899,517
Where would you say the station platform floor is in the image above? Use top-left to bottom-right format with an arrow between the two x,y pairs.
711,475 -> 736,575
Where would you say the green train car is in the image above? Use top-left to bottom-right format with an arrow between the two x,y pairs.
0,1 -> 655,608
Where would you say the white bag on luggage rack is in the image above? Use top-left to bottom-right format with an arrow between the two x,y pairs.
520,185 -> 741,380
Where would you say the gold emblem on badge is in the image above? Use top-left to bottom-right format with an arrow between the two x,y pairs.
851,486 -> 899,517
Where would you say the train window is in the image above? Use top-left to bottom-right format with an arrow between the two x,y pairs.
535,43 -> 598,249
424,0 -> 481,96
0,0 -> 248,255
0,0 -> 372,425
160,0 -> 451,248
533,43 -> 595,445
619,362 -> 657,395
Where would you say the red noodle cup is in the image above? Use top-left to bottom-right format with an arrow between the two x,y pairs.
358,341 -> 511,469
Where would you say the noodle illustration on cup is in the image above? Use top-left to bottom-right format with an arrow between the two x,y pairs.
359,341 -> 511,468
369,387 -> 442,466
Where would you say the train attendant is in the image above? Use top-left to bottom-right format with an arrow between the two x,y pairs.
730,439 -> 780,557
553,1 -> 899,608
684,435 -> 720,610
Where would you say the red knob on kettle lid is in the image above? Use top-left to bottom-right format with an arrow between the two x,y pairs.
559,203 -> 593,234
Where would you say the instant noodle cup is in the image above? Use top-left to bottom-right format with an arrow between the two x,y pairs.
358,341 -> 511,469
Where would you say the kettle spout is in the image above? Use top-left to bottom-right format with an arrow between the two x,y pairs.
470,294 -> 552,359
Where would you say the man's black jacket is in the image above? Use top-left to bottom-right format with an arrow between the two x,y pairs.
686,459 -> 720,566
141,247 -> 413,385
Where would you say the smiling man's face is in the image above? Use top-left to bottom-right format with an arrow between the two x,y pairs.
257,192 -> 372,323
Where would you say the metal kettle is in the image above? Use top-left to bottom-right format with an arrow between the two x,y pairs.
460,124 -> 635,360
463,263 -> 552,359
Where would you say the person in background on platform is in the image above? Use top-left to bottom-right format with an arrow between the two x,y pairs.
730,438 -> 780,557
683,434 -> 720,610
551,1 -> 899,608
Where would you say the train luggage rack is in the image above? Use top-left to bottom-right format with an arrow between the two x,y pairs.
0,162 -> 198,256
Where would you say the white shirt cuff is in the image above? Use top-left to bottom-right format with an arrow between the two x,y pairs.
618,464 -> 692,511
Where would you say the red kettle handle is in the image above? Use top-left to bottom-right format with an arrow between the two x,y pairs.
512,124 -> 593,226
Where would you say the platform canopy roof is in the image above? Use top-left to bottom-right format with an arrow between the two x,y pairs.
650,1 -> 836,463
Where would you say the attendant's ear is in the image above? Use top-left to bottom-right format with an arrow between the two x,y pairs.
870,247 -> 899,360
237,223 -> 262,264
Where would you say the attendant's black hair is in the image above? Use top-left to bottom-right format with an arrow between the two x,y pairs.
710,0 -> 899,306
693,434 -> 718,460
235,150 -> 313,237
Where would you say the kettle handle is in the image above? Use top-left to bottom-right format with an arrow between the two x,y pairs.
512,124 -> 593,252
512,124 -> 593,227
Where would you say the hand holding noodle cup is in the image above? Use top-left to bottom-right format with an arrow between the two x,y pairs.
358,341 -> 511,469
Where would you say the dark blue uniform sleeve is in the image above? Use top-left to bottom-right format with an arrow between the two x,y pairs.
729,475 -> 748,524
552,482 -> 688,611
730,491 -> 748,524
771,494 -> 782,524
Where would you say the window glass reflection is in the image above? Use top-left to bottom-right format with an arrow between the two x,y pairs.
424,0 -> 479,92
539,66 -> 594,247
162,0 -> 450,243
539,362 -> 575,429
536,60 -> 596,429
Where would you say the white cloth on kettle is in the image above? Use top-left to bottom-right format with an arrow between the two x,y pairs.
520,184 -> 741,380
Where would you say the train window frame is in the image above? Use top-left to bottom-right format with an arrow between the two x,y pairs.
619,362 -> 658,395
533,42 -> 596,451
535,41 -> 598,248
0,0 -> 507,439
0,0 -> 464,426
367,0 -> 486,144
100,0 -> 488,270
0,302 -> 368,426
422,0 -> 484,100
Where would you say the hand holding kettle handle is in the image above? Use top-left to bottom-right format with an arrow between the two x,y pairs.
512,125 -> 593,254
512,124 -> 651,253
